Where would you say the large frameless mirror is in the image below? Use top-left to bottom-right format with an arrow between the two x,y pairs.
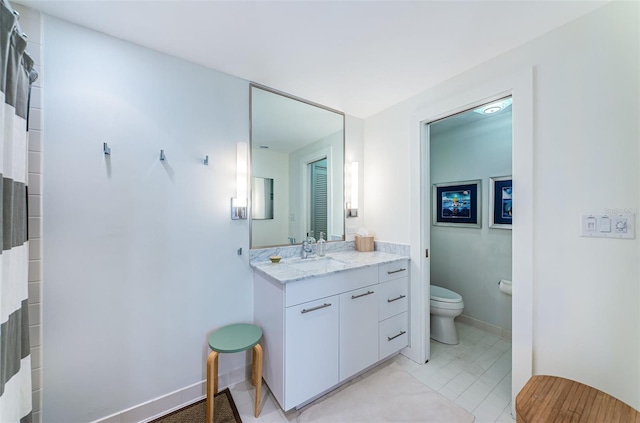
250,85 -> 345,249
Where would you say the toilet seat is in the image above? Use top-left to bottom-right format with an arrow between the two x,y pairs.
430,285 -> 462,303
430,299 -> 464,310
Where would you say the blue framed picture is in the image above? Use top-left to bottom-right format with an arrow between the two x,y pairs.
432,180 -> 482,228
490,176 -> 512,229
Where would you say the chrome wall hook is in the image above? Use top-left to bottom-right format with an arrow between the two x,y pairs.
204,155 -> 209,165
160,150 -> 166,161
103,142 -> 111,155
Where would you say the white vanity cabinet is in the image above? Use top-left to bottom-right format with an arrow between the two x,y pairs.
378,261 -> 410,359
339,285 -> 379,381
253,258 -> 409,411
285,296 -> 340,408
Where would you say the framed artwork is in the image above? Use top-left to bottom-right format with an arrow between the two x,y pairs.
432,179 -> 482,228
490,176 -> 512,229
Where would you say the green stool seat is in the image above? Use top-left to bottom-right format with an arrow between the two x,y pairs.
208,323 -> 262,353
206,323 -> 263,423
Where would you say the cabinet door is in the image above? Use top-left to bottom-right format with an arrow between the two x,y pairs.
285,296 -> 339,409
339,286 -> 379,381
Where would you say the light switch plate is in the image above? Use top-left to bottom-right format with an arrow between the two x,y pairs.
580,214 -> 635,239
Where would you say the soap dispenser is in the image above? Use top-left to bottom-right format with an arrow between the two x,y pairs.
317,232 -> 326,257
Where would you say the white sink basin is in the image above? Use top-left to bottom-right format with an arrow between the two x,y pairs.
286,257 -> 346,272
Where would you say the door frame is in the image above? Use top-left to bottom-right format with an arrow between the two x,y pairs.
402,67 -> 534,409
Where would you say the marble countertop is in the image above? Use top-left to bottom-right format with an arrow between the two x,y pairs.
250,250 -> 409,283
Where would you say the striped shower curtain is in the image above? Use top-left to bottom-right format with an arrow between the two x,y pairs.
0,1 -> 35,422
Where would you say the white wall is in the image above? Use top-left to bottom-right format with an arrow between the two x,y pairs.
430,112 -> 512,333
251,148 -> 290,247
42,17 -> 253,422
364,1 -> 639,408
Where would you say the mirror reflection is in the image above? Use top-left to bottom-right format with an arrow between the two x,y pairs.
252,177 -> 274,220
250,85 -> 345,248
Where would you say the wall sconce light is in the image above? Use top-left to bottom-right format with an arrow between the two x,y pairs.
347,161 -> 358,218
231,142 -> 248,220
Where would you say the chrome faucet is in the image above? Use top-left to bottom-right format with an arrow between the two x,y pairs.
301,239 -> 314,259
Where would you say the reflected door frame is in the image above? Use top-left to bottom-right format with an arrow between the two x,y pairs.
297,147 -> 334,243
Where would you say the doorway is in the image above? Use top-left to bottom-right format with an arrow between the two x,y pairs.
427,97 -> 513,341
403,68 -> 533,413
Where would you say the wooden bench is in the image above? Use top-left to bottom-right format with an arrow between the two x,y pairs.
516,375 -> 640,422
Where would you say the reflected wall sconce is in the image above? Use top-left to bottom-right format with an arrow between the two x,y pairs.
347,161 -> 358,218
231,142 -> 248,220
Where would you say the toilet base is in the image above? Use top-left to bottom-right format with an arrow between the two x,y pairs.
430,314 -> 459,345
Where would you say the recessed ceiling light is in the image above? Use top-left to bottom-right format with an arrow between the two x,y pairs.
483,106 -> 502,114
473,98 -> 512,115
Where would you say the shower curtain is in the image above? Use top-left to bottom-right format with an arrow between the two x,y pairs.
0,1 -> 35,422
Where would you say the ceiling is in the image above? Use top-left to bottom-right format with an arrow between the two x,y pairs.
17,0 -> 607,118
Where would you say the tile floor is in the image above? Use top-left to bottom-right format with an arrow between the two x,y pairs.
228,322 -> 515,423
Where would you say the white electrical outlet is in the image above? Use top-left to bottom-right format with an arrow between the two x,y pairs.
347,227 -> 357,235
580,214 -> 635,239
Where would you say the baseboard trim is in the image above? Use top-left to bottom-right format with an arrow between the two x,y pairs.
141,390 -> 206,423
92,364 -> 250,423
457,314 -> 512,341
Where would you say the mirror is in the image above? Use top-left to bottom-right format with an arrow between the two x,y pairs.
250,85 -> 345,248
252,177 -> 274,220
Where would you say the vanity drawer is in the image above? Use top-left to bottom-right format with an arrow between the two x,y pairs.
378,277 -> 408,321
379,312 -> 408,359
378,260 -> 409,283
285,266 -> 378,307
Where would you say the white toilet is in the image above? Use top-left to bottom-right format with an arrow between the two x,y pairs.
430,285 -> 464,345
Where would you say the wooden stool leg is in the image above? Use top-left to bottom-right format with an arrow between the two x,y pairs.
206,351 -> 219,423
252,344 -> 263,417
251,346 -> 257,386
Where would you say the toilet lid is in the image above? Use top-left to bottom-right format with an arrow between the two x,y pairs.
430,285 -> 462,303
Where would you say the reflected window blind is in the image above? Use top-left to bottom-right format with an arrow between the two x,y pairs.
310,162 -> 328,237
